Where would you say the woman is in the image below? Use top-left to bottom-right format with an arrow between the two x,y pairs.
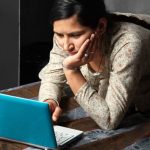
38,0 -> 150,130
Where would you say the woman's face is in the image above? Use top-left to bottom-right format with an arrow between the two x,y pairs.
53,15 -> 94,56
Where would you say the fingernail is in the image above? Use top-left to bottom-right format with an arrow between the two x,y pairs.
53,116 -> 57,121
86,39 -> 90,43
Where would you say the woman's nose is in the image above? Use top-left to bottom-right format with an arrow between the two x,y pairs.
63,38 -> 69,51
63,38 -> 73,51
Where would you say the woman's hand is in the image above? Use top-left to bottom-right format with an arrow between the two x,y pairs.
44,99 -> 62,122
63,33 -> 98,69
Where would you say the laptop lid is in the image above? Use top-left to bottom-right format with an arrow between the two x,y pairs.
0,93 -> 57,149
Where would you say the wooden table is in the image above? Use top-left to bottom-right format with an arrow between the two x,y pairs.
0,82 -> 150,150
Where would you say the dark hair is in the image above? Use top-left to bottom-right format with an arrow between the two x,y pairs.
49,0 -> 109,29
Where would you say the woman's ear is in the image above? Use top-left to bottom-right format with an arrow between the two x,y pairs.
96,18 -> 107,34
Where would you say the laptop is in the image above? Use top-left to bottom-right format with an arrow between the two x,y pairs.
0,93 -> 83,149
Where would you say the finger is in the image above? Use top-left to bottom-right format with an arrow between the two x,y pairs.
88,51 -> 95,61
85,36 -> 96,61
88,33 -> 100,60
52,106 -> 62,122
47,102 -> 55,112
77,39 -> 90,59
45,99 -> 58,112
91,32 -> 98,52
87,34 -> 95,53
78,34 -> 95,61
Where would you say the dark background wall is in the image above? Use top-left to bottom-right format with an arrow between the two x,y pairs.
0,0 -> 19,90
20,0 -> 53,85
0,0 -> 150,90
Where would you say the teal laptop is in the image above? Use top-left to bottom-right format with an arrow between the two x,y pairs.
0,93 -> 83,149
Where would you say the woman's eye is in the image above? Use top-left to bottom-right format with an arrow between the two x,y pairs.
56,33 -> 63,38
72,34 -> 81,38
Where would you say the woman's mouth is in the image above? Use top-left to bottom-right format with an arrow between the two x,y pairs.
68,51 -> 77,56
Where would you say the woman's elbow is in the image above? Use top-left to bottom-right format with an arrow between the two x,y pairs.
96,118 -> 119,130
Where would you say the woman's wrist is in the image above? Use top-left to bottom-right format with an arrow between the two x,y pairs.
62,63 -> 80,71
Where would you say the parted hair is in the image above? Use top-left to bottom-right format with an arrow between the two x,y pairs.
49,0 -> 109,29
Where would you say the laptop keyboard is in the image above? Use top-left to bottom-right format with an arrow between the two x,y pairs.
54,130 -> 75,146
54,125 -> 83,146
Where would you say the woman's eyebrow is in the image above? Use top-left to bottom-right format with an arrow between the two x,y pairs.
69,31 -> 85,35
54,30 -> 85,35
54,31 -> 62,34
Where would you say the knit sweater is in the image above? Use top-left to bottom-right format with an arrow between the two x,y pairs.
38,13 -> 150,130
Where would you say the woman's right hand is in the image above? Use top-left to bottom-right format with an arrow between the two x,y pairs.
44,99 -> 62,122
62,34 -> 96,69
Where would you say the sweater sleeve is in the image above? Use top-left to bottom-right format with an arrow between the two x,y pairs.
74,33 -> 144,130
38,37 -> 67,102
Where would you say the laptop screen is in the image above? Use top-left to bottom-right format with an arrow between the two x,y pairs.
0,93 -> 57,149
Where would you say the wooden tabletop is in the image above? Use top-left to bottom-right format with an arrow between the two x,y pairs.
0,82 -> 150,150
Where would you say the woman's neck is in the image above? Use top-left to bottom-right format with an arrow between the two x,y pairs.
88,31 -> 107,73
88,52 -> 105,73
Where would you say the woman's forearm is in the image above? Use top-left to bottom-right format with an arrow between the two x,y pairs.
64,69 -> 86,94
